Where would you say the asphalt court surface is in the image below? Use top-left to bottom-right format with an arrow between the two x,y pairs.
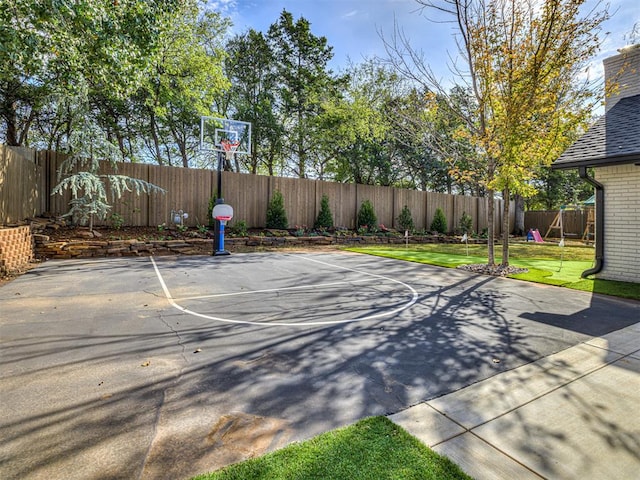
1,251 -> 639,480
151,253 -> 419,325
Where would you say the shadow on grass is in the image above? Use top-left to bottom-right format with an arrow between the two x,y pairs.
349,247 -> 639,301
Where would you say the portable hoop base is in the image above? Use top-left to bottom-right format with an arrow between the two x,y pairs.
212,198 -> 234,257
213,215 -> 232,256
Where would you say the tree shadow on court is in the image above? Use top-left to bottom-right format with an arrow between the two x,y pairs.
2,256 -> 639,479
129,270 -> 552,476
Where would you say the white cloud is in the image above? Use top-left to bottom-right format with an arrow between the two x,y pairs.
205,0 -> 239,17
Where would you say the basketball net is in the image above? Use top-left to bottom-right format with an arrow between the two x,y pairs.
220,139 -> 240,162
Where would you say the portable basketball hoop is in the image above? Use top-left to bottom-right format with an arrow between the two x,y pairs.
212,203 -> 234,256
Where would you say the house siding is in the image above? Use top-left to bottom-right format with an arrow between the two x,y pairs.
596,165 -> 640,283
603,45 -> 640,112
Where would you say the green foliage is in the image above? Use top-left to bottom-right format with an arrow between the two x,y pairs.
51,112 -> 165,229
458,211 -> 473,234
430,208 -> 448,234
224,29 -> 282,174
109,212 -> 125,230
229,220 -> 248,237
314,194 -> 334,229
267,10 -> 347,178
1,0 -> 230,169
405,0 -> 608,265
397,205 -> 414,232
2,0 -> 183,145
138,6 -> 230,167
266,190 -> 288,229
357,200 -> 377,232
528,167 -> 594,210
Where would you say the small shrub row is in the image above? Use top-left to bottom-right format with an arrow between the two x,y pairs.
224,191 -> 476,236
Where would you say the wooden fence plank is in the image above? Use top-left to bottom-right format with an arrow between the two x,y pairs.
393,188 -> 427,230
317,181 -> 356,229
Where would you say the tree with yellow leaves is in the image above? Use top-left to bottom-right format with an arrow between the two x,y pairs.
387,0 -> 608,265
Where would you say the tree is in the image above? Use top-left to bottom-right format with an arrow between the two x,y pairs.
397,205 -> 415,232
136,6 -> 230,167
458,211 -> 473,234
321,60 -> 399,185
527,166 -> 593,210
387,0 -> 608,266
1,0 -> 181,148
52,102 -> 164,229
223,30 -> 283,174
267,10 -> 342,178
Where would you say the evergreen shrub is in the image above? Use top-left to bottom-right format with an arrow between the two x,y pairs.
459,211 -> 473,234
357,200 -> 377,232
315,194 -> 334,229
266,190 -> 288,229
397,205 -> 414,232
430,207 -> 448,234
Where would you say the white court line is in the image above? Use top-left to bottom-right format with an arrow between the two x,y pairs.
150,255 -> 418,326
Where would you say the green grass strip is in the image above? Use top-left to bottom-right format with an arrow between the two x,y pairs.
193,416 -> 472,480
346,245 -> 639,301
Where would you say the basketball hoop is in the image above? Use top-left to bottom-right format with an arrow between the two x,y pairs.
220,139 -> 240,161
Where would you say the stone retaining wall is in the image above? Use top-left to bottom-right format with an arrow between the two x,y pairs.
0,226 -> 34,275
33,233 -> 478,259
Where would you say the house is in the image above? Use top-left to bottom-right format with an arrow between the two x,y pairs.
553,44 -> 640,283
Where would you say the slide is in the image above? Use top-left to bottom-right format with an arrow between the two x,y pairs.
532,229 -> 544,243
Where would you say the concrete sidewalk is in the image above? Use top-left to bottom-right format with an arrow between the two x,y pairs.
390,320 -> 640,479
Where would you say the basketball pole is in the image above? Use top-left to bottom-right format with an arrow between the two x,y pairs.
213,150 -> 224,255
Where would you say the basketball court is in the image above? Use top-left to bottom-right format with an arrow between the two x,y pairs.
1,251 -> 639,479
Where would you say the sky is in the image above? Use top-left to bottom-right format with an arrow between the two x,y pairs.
213,0 -> 639,85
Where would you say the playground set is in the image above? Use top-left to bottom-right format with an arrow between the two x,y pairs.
528,202 -> 595,245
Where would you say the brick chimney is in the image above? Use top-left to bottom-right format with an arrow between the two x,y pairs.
603,43 -> 640,112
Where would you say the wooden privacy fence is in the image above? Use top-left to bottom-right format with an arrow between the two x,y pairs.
1,145 -> 512,234
0,146 -> 42,224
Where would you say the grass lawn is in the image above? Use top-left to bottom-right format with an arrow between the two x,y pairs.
346,242 -> 640,301
193,416 -> 472,480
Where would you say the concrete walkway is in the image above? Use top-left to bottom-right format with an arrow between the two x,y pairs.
390,320 -> 640,479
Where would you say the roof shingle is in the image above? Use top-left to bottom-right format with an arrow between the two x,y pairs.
553,94 -> 640,169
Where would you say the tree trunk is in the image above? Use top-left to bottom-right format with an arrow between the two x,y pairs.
2,91 -> 20,146
501,187 -> 510,267
513,194 -> 525,236
487,189 -> 495,266
149,112 -> 164,165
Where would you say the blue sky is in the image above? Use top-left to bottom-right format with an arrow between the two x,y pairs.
213,0 -> 639,83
